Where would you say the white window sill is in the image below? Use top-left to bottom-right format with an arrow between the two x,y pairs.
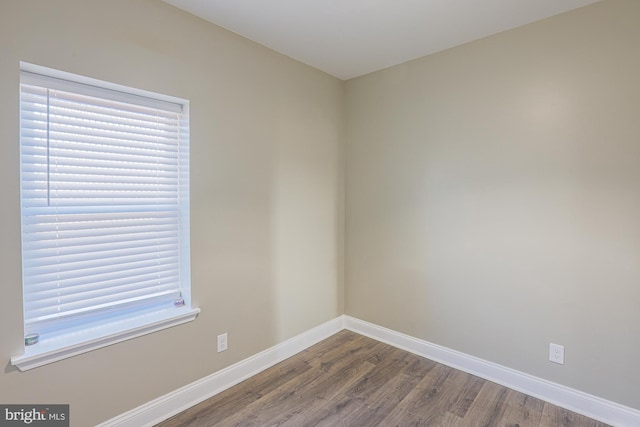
11,306 -> 200,371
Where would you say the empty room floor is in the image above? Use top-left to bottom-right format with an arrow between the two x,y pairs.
158,330 -> 609,426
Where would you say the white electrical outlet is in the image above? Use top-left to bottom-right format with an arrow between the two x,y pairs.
549,343 -> 564,364
217,333 -> 228,352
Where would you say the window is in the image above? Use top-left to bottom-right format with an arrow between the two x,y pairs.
12,63 -> 198,371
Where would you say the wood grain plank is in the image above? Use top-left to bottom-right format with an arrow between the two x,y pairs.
541,401 -> 606,427
378,363 -> 461,425
157,331 -> 611,427
461,381 -> 510,426
497,389 -> 545,427
447,373 -> 485,419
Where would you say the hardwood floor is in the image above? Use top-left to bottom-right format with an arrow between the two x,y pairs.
157,331 -> 610,427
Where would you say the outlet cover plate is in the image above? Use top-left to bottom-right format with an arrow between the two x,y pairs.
217,333 -> 228,352
549,343 -> 564,364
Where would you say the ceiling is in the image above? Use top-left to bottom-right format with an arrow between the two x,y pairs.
162,0 -> 601,80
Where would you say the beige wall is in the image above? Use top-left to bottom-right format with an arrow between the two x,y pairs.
346,0 -> 640,410
0,1 -> 344,425
2,0 -> 638,423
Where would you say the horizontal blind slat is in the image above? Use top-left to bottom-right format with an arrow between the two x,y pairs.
24,262 -> 180,291
25,289 -> 182,325
24,251 -> 179,276
25,278 -> 180,305
21,74 -> 183,113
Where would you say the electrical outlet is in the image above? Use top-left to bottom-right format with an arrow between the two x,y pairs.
217,333 -> 228,352
549,343 -> 564,364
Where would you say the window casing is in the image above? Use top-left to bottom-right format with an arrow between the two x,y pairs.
12,63 -> 198,371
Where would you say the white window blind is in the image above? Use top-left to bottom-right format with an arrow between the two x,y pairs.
19,67 -> 191,339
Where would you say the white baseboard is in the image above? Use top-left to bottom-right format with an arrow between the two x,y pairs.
343,315 -> 640,427
97,316 -> 345,427
100,315 -> 640,427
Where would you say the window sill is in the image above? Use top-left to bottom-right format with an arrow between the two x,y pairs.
11,306 -> 200,371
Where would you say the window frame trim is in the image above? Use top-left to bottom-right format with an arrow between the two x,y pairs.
13,62 -> 197,370
11,307 -> 200,371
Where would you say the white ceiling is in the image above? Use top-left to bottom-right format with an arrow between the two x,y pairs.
162,0 -> 601,80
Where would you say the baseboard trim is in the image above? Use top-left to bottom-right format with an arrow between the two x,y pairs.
97,316 -> 345,427
100,315 -> 640,427
343,315 -> 640,427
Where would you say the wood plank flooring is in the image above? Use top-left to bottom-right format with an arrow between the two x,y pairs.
157,330 -> 610,427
